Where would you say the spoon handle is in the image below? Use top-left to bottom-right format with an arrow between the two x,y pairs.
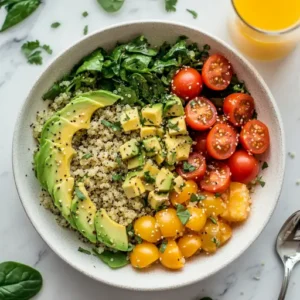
278,259 -> 294,300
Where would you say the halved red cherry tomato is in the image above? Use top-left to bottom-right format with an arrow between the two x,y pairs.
185,97 -> 217,131
172,67 -> 203,100
207,123 -> 238,160
176,152 -> 207,180
202,54 -> 233,91
193,132 -> 208,156
200,161 -> 231,193
223,93 -> 255,127
228,150 -> 259,184
240,120 -> 270,154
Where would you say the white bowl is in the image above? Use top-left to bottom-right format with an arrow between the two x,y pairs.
13,20 -> 285,291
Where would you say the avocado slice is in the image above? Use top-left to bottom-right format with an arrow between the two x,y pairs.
53,177 -> 76,228
95,209 -> 128,251
71,183 -> 97,243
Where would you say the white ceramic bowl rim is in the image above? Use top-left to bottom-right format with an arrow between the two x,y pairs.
12,20 -> 285,291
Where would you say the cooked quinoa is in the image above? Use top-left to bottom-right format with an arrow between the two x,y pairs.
34,92 -> 152,228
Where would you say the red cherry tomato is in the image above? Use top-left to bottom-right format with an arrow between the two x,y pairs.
207,123 -> 238,160
193,132 -> 208,156
185,97 -> 217,131
228,150 -> 259,184
200,161 -> 231,193
172,67 -> 203,100
202,54 -> 233,91
223,93 -> 255,127
240,120 -> 270,154
177,152 -> 206,180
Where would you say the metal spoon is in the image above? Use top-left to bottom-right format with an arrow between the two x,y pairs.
276,211 -> 300,300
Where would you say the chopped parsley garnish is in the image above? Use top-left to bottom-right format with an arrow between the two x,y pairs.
183,161 -> 196,173
176,204 -> 191,225
21,40 -> 52,65
51,22 -> 61,28
186,9 -> 198,19
82,153 -> 92,159
256,176 -> 266,187
165,0 -> 177,12
190,193 -> 206,202
262,161 -> 268,170
127,243 -> 135,252
115,156 -> 122,166
144,171 -> 155,184
167,120 -> 179,131
159,240 -> 168,253
124,113 -> 130,121
78,247 -> 91,255
112,173 -> 123,182
83,25 -> 88,35
190,100 -> 196,108
209,216 -> 218,224
215,192 -> 221,198
75,188 -> 86,200
101,120 -> 121,131
135,235 -> 143,244
82,11 -> 89,17
212,237 -> 220,247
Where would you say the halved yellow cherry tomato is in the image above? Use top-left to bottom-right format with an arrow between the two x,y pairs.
170,180 -> 198,206
134,216 -> 161,243
219,221 -> 232,245
199,192 -> 227,217
185,207 -> 207,232
200,219 -> 222,253
178,233 -> 202,258
155,208 -> 184,238
159,240 -> 185,270
130,242 -> 159,269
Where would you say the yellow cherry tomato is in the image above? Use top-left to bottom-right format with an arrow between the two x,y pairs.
170,180 -> 198,206
219,220 -> 232,245
159,240 -> 185,270
155,208 -> 184,238
130,242 -> 159,269
199,192 -> 227,217
178,233 -> 202,258
134,216 -> 161,243
185,207 -> 207,232
200,220 -> 222,253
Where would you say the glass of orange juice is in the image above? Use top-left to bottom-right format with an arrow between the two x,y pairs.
228,0 -> 300,60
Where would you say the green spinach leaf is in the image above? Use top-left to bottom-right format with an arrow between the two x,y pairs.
97,0 -> 124,13
122,54 -> 152,73
76,49 -> 104,74
0,0 -> 41,32
0,261 -> 43,300
93,249 -> 129,269
125,36 -> 158,56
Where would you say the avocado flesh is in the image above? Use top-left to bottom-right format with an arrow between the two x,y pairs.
71,183 -> 97,243
95,209 -> 128,251
35,90 -> 120,230
53,177 -> 76,229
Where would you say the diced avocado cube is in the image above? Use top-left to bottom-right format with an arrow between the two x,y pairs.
156,127 -> 165,137
127,152 -> 145,170
141,160 -> 160,178
140,126 -> 157,139
141,104 -> 163,126
155,168 -> 174,192
165,134 -> 192,162
143,136 -> 162,157
120,107 -> 141,132
164,96 -> 184,117
144,182 -> 155,192
122,172 -> 145,199
173,176 -> 186,194
155,152 -> 166,165
119,139 -> 139,160
167,116 -> 188,136
148,191 -> 169,210
166,151 -> 176,166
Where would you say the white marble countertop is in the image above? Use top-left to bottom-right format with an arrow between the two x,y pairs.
0,0 -> 300,299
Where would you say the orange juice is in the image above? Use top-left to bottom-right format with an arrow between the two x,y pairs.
229,0 -> 300,60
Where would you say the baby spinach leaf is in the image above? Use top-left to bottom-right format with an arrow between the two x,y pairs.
43,82 -> 62,100
93,249 -> 129,269
122,54 -> 152,73
162,38 -> 187,60
151,58 -> 178,74
0,261 -> 43,300
0,0 -> 41,32
126,36 -> 158,57
76,49 -> 104,74
129,73 -> 150,101
176,204 -> 191,225
165,0 -> 177,12
114,84 -> 141,105
97,0 -> 124,13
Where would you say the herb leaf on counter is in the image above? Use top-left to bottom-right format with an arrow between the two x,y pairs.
0,0 -> 41,32
186,9 -> 198,19
21,40 -> 52,65
165,0 -> 177,12
0,261 -> 43,300
83,25 -> 88,35
51,22 -> 61,28
97,0 -> 125,13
